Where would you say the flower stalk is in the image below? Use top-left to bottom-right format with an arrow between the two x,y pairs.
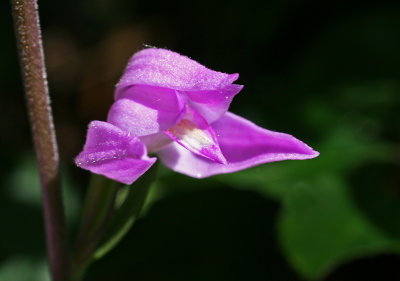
71,163 -> 158,281
71,175 -> 119,281
11,0 -> 69,280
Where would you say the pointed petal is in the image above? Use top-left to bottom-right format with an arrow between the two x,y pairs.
115,48 -> 242,123
107,85 -> 187,136
75,121 -> 156,185
163,107 -> 227,164
187,84 -> 243,123
158,112 -> 319,178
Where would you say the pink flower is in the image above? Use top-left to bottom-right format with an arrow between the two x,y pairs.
75,48 -> 319,184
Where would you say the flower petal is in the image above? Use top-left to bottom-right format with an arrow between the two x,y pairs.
163,107 -> 227,164
158,112 -> 319,178
75,121 -> 156,184
187,84 -> 243,123
115,48 -> 242,123
107,85 -> 187,136
116,48 -> 238,94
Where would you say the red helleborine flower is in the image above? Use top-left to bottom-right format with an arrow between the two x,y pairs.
75,48 -> 319,184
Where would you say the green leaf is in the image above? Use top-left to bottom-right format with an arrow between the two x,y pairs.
213,127 -> 399,279
0,256 -> 50,281
278,174 -> 400,279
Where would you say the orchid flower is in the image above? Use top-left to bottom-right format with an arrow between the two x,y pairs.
75,48 -> 319,184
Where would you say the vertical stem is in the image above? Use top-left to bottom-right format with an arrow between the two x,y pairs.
10,1 -> 69,281
71,175 -> 119,281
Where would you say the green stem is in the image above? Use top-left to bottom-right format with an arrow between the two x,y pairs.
94,163 -> 158,259
71,175 -> 119,281
71,164 -> 159,281
10,1 -> 69,280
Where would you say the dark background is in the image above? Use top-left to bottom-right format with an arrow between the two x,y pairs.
1,0 -> 400,280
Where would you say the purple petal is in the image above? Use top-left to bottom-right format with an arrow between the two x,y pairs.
107,85 -> 187,136
75,121 -> 156,185
115,48 -> 243,123
187,84 -> 243,123
163,106 -> 227,164
116,48 -> 239,93
158,112 -> 319,178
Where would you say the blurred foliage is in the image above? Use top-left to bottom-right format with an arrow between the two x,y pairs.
1,0 -> 400,280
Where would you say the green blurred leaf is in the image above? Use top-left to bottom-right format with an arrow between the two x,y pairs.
213,125 -> 398,279
0,256 -> 50,281
278,174 -> 400,279
6,154 -> 80,226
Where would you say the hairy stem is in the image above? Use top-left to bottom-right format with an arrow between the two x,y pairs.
11,0 -> 69,280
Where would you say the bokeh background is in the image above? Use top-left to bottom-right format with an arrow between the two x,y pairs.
1,0 -> 400,280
